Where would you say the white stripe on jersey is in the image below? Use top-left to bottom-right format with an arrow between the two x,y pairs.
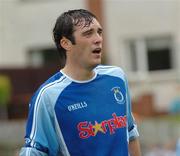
30,75 -> 66,146
95,65 -> 126,81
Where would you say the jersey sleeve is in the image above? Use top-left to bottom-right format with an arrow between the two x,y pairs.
125,77 -> 139,141
19,89 -> 60,156
19,147 -> 48,156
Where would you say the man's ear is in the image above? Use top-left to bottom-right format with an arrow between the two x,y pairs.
60,37 -> 72,51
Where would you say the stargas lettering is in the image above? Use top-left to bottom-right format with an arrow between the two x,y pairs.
77,113 -> 126,139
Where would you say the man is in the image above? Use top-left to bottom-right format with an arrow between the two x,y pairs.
20,9 -> 141,156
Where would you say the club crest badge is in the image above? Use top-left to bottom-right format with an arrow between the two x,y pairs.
111,87 -> 125,104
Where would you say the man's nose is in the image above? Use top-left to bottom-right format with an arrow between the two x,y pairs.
94,34 -> 103,44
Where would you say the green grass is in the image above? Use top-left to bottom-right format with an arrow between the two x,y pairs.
158,114 -> 180,121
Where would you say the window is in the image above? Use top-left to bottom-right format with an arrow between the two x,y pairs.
124,36 -> 173,73
27,47 -> 64,68
147,48 -> 171,71
146,37 -> 172,71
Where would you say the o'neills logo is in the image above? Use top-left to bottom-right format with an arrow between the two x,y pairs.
77,113 -> 126,139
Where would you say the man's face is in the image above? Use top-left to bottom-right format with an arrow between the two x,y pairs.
70,18 -> 103,70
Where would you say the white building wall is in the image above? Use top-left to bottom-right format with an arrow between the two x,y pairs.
175,0 -> 180,75
104,0 -> 178,66
0,0 -> 86,67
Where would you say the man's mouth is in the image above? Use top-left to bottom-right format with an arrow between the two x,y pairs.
92,48 -> 101,54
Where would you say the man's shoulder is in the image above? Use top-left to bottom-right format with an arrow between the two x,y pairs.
39,72 -> 63,89
28,72 -> 69,109
95,65 -> 125,77
33,72 -> 66,97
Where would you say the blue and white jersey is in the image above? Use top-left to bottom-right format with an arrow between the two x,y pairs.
20,65 -> 139,156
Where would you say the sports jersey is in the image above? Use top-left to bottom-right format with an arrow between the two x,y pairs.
20,65 -> 139,156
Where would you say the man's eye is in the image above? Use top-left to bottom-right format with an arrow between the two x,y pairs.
98,30 -> 103,35
84,31 -> 92,36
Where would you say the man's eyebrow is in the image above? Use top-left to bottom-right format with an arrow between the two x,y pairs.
82,28 -> 93,35
82,27 -> 103,35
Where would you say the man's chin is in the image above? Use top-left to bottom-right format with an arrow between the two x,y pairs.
91,62 -> 101,69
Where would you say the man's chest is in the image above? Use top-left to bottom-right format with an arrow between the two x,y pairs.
53,76 -> 129,154
55,76 -> 127,132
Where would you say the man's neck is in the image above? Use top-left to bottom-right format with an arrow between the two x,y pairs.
61,65 -> 96,81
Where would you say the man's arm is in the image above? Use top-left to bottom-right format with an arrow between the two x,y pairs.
124,76 -> 141,156
129,138 -> 141,156
19,90 -> 60,155
19,147 -> 48,156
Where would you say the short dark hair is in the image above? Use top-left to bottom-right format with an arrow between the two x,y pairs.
53,9 -> 97,62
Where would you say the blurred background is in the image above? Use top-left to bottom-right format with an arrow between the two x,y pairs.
1,0 -> 180,155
